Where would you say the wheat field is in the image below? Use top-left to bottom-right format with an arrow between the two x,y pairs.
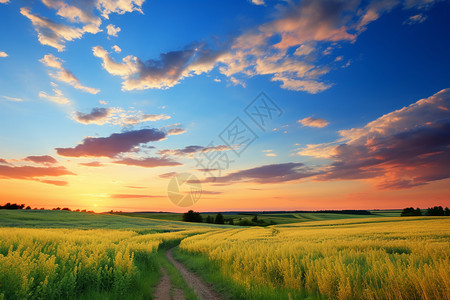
0,227 -> 204,299
179,217 -> 450,299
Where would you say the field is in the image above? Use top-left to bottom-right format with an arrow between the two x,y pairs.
0,210 -> 448,299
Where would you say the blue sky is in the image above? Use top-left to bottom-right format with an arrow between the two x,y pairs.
0,0 -> 449,211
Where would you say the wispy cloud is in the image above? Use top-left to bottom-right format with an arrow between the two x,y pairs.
404,14 -> 427,25
40,54 -> 100,94
298,117 -> 329,128
114,157 -> 182,168
39,87 -> 71,105
2,96 -> 23,102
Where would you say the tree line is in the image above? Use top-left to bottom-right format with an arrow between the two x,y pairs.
401,206 -> 450,216
182,210 -> 276,226
0,203 -> 94,213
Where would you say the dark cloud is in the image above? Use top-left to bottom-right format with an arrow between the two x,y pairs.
0,164 -> 75,180
79,161 -> 105,167
320,120 -> 450,189
114,157 -> 182,168
203,162 -> 318,184
56,128 -> 166,158
158,145 -> 230,157
24,155 -> 58,164
201,190 -> 222,195
75,108 -> 111,124
0,159 -> 9,164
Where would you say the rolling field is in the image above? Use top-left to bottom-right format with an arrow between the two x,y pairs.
0,210 -> 448,299
178,217 -> 450,300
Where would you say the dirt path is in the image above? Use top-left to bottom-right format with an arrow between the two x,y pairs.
154,267 -> 185,300
166,248 -> 223,300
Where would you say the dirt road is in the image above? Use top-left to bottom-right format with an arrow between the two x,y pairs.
166,248 -> 223,300
154,267 -> 185,300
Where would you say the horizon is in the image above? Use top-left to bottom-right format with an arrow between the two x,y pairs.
1,0 -> 450,213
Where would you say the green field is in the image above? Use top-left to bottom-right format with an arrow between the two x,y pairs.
113,210 -> 401,225
0,210 -> 447,300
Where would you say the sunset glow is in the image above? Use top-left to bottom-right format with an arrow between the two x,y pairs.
1,0 -> 449,212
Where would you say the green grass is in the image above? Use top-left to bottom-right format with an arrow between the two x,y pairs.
0,210 -> 230,230
116,211 -> 401,226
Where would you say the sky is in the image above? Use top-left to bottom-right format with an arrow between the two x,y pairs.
0,0 -> 449,212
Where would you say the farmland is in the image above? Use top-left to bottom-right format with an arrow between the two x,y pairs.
0,210 -> 448,299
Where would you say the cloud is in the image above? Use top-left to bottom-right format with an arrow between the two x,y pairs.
159,172 -> 177,178
0,0 -> 10,4
0,159 -> 9,164
39,88 -> 71,105
89,0 -> 440,93
404,14 -> 428,25
202,162 -> 317,184
114,157 -> 182,168
79,161 -> 105,167
251,0 -> 265,5
301,88 -> 450,189
40,54 -> 100,94
0,51 -> 7,57
112,45 -> 121,53
167,128 -> 186,136
109,194 -> 165,199
0,164 -> 75,180
24,155 -> 58,164
74,107 -> 112,124
93,44 -> 226,90
2,96 -> 23,102
96,0 -> 145,19
73,106 -> 171,125
56,128 -> 166,158
20,7 -> 85,52
106,24 -> 120,36
92,46 -> 138,76
298,117 -> 329,128
21,0 -> 145,51
157,144 -> 231,157
40,179 -> 69,186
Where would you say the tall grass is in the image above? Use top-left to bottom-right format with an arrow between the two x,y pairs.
179,217 -> 450,299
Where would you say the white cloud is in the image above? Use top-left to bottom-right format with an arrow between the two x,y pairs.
2,96 -> 23,102
112,45 -> 121,53
106,24 -> 121,37
39,88 -> 71,105
40,54 -> 100,94
20,7 -> 86,52
0,51 -> 7,57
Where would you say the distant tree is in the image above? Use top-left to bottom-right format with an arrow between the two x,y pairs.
0,203 -> 25,210
252,215 -> 258,223
40,208 -> 45,210
401,207 -> 422,216
62,208 -> 71,211
53,207 -> 61,210
229,218 -> 234,225
206,215 -> 213,223
426,206 -> 445,216
183,210 -> 203,223
445,207 -> 450,216
81,209 -> 87,212
214,213 -> 224,224
25,206 -> 31,210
